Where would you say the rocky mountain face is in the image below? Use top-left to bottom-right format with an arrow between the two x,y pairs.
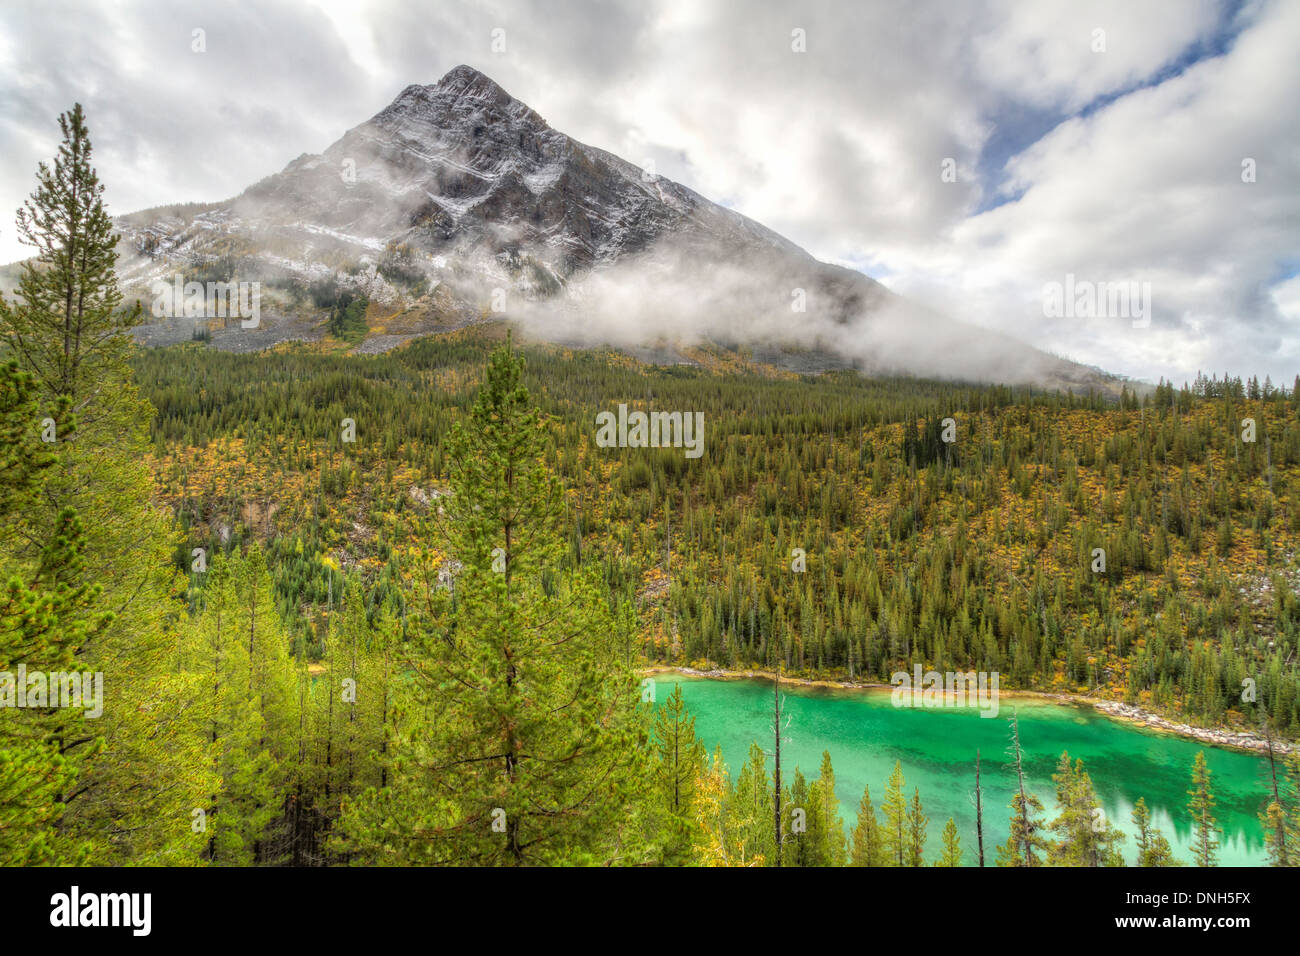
111,65 -> 1117,391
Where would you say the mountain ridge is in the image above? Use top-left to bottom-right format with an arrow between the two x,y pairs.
98,65 -> 1124,393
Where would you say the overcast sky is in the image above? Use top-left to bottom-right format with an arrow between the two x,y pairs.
1,0 -> 1296,385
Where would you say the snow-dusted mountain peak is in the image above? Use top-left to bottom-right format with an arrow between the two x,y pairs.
107,67 -> 1117,392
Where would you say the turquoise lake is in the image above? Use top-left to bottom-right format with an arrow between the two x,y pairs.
655,674 -> 1274,866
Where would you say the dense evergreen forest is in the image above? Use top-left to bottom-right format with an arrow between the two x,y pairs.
133,326 -> 1300,737
3,105 -> 1299,867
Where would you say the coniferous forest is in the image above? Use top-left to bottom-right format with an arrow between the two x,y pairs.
3,103 -> 1300,877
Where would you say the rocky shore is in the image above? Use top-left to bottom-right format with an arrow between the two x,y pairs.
1090,700 -> 1295,756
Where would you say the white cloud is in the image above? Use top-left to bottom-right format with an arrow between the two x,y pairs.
973,0 -> 1223,110
1,0 -> 1296,384
882,0 -> 1300,382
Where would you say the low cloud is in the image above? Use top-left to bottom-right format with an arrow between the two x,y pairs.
509,236 -> 1085,387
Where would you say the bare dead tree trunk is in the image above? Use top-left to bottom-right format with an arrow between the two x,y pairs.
772,668 -> 783,867
1262,710 -> 1289,865
975,748 -> 985,867
1011,711 -> 1032,866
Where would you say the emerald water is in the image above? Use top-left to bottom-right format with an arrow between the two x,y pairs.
655,674 -> 1273,866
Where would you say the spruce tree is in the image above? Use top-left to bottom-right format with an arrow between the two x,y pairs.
1047,752 -> 1125,866
730,741 -> 775,865
1187,751 -> 1220,867
788,769 -> 815,866
850,783 -> 884,866
812,750 -> 846,865
1262,802 -> 1291,868
905,787 -> 928,866
881,761 -> 908,866
651,682 -> 705,863
937,817 -> 962,867
339,336 -> 646,865
1131,797 -> 1178,867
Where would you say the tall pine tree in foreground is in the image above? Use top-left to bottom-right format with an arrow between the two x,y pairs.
0,361 -> 107,865
339,335 -> 647,865
1,104 -> 208,864
651,682 -> 705,863
0,103 -> 140,408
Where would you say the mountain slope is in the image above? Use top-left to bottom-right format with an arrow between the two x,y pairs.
111,65 -> 1119,392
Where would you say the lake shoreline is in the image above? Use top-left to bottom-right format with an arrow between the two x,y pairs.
643,665 -> 1296,757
